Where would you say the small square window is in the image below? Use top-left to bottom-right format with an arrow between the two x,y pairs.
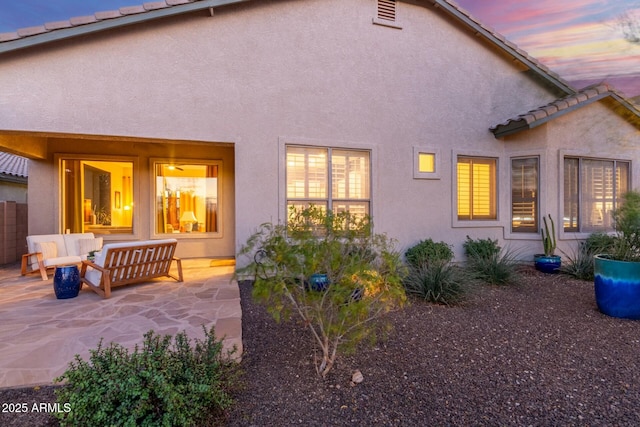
418,153 -> 435,173
413,147 -> 440,179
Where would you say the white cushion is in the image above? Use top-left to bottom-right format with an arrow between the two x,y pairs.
35,241 -> 58,260
77,237 -> 103,256
63,233 -> 96,256
84,269 -> 102,287
43,256 -> 82,268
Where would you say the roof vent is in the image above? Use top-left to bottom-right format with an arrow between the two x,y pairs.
377,0 -> 396,22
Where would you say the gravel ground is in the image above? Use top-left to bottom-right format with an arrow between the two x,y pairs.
2,267 -> 640,426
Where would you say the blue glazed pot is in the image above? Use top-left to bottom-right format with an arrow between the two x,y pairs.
53,265 -> 81,299
308,273 -> 329,292
594,255 -> 640,320
534,254 -> 561,274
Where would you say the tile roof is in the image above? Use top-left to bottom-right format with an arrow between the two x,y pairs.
0,0 -> 240,54
0,152 -> 28,178
490,84 -> 621,138
0,0 -> 193,43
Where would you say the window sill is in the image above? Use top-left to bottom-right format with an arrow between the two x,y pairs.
156,232 -> 223,239
452,219 -> 501,228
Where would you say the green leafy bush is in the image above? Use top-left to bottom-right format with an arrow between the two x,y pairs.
612,191 -> 640,261
462,236 -> 500,259
237,205 -> 406,377
464,236 -> 519,285
584,232 -> 616,255
404,239 -> 453,268
54,327 -> 239,427
402,260 -> 469,305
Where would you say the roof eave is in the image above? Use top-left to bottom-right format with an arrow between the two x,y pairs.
0,0 -> 251,55
491,121 -> 530,138
0,174 -> 27,184
491,92 -> 611,138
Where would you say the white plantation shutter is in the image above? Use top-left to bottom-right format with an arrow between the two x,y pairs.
286,146 -> 370,217
286,147 -> 328,200
563,157 -> 629,232
457,157 -> 497,220
511,157 -> 538,233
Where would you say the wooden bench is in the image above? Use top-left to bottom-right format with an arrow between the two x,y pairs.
80,239 -> 183,299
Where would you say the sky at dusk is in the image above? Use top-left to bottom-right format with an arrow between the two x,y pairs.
0,0 -> 639,97
456,0 -> 640,97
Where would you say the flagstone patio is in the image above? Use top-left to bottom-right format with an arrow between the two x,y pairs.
0,259 -> 242,388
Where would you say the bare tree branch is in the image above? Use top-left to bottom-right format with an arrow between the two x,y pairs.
618,10 -> 640,44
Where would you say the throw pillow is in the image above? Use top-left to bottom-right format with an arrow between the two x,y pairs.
78,237 -> 104,255
35,241 -> 58,260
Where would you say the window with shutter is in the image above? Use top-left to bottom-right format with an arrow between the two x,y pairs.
286,146 -> 370,218
563,156 -> 629,232
457,156 -> 497,221
511,157 -> 539,233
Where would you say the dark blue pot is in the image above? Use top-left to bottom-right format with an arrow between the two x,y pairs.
53,265 -> 81,299
534,255 -> 561,274
594,255 -> 640,320
308,273 -> 329,292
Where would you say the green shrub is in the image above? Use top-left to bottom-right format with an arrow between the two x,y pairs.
237,205 -> 406,377
462,236 -> 500,259
561,233 -> 616,280
464,236 -> 519,285
612,191 -> 640,261
404,239 -> 453,268
403,261 -> 469,305
54,327 -> 239,427
584,232 -> 616,254
560,242 -> 595,280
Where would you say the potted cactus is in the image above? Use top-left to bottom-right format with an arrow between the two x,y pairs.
534,214 -> 561,273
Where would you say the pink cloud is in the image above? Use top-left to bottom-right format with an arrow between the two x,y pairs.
455,0 -> 640,96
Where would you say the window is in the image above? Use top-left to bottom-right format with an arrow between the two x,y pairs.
564,157 -> 629,232
418,154 -> 435,173
61,159 -> 134,235
286,146 -> 370,216
511,157 -> 539,233
154,162 -> 221,234
457,156 -> 497,220
413,147 -> 441,179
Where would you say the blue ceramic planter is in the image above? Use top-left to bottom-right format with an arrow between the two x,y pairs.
594,255 -> 640,320
53,265 -> 81,299
308,273 -> 329,292
534,254 -> 561,274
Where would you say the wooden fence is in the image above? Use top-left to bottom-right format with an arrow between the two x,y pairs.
0,201 -> 27,265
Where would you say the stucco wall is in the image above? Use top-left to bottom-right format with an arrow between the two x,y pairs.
0,181 -> 27,204
0,0 -> 637,261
